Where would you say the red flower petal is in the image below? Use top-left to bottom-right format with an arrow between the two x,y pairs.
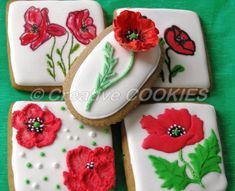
47,24 -> 66,37
20,32 -> 39,45
140,115 -> 166,135
66,146 -> 92,174
93,146 -> 114,163
42,108 -> 56,124
22,104 -> 43,119
186,115 -> 204,145
12,111 -> 27,130
16,128 -> 36,149
142,133 -> 194,153
80,170 -> 103,191
63,172 -> 86,191
24,6 -> 43,26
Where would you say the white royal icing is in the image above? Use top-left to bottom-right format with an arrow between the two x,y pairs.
116,8 -> 210,90
124,103 -> 227,191
11,101 -> 112,191
69,31 -> 162,119
8,0 -> 105,86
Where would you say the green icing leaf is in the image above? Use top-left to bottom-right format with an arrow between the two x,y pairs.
149,155 -> 192,191
171,64 -> 185,77
188,129 -> 222,179
70,43 -> 80,54
159,38 -> 166,46
56,48 -> 62,56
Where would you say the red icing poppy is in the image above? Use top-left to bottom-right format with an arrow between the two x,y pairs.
140,108 -> 204,153
113,10 -> 159,52
63,146 -> 115,191
66,9 -> 97,45
12,104 -> 61,148
164,25 -> 196,55
20,6 -> 66,51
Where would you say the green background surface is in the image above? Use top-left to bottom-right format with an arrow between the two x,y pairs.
1,0 -> 235,190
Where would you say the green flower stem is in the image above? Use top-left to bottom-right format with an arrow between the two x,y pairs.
58,32 -> 69,76
68,36 -> 74,70
179,150 -> 205,188
50,37 -> 56,80
86,51 -> 135,112
165,47 -> 172,83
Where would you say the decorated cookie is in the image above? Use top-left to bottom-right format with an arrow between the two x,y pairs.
123,103 -> 227,191
7,0 -> 105,91
9,101 -> 115,191
64,10 -> 164,126
115,9 -> 210,94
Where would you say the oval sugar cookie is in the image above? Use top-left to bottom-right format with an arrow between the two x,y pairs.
64,11 -> 164,126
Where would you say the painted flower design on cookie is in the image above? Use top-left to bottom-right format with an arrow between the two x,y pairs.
12,104 -> 61,148
164,25 -> 196,55
66,9 -> 97,45
113,10 -> 159,52
20,6 -> 66,50
63,146 -> 115,191
141,108 -> 204,153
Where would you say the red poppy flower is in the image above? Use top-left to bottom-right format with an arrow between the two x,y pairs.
63,146 -> 115,191
140,108 -> 204,153
164,25 -> 196,55
66,9 -> 97,45
12,104 -> 61,148
20,6 -> 66,51
113,10 -> 159,52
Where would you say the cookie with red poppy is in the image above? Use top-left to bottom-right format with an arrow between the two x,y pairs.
7,0 -> 105,92
9,101 -> 115,191
63,11 -> 164,127
123,102 -> 227,191
115,8 -> 210,96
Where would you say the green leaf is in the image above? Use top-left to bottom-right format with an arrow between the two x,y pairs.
171,65 -> 185,77
46,54 -> 52,60
159,38 -> 166,46
47,68 -> 55,79
56,48 -> 62,55
149,155 -> 192,191
188,130 -> 222,180
47,60 -> 53,68
70,43 -> 80,54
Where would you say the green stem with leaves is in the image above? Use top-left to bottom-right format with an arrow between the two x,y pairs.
86,42 -> 135,112
57,32 -> 69,76
46,37 -> 56,80
68,35 -> 74,69
179,150 -> 205,188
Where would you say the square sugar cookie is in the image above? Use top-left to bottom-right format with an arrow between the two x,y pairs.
7,0 -> 105,91
115,9 -> 210,95
123,103 -> 227,191
9,101 -> 115,191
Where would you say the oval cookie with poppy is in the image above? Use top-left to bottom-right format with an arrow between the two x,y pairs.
63,11 -> 164,126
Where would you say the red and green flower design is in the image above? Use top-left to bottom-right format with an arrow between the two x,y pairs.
141,108 -> 222,191
160,25 -> 196,83
63,146 -> 115,191
20,7 -> 97,80
12,104 -> 61,148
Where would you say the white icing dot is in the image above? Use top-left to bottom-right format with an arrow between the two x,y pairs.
52,162 -> 60,169
67,135 -> 73,140
41,105 -> 47,109
88,131 -> 97,138
36,163 -> 43,169
19,151 -> 26,158
70,114 -> 75,119
63,128 -> 70,133
32,183 -> 39,189
74,136 -> 79,141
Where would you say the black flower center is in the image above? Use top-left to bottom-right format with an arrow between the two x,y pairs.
175,35 -> 186,44
168,124 -> 186,138
81,23 -> 88,32
31,24 -> 39,33
125,29 -> 141,41
27,117 -> 44,133
86,161 -> 94,170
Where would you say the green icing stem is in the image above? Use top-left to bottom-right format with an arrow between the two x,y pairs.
86,42 -> 135,112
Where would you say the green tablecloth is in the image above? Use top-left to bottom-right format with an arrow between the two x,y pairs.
1,0 -> 235,190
